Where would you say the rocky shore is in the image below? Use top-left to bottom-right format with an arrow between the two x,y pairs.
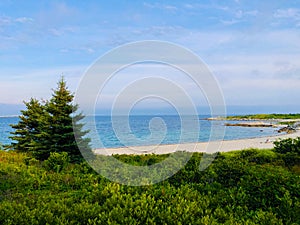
224,122 -> 276,128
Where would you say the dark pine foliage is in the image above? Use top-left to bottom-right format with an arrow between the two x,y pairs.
10,98 -> 47,154
9,77 -> 91,163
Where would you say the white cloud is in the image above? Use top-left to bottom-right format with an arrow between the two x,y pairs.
245,10 -> 259,16
143,2 -> 177,12
220,19 -> 241,25
163,5 -> 177,11
234,9 -> 259,18
48,28 -> 62,36
15,17 -> 33,23
235,10 -> 243,18
181,3 -> 229,11
47,26 -> 77,36
183,4 -> 194,9
273,8 -> 300,27
0,16 -> 34,26
274,8 -> 300,19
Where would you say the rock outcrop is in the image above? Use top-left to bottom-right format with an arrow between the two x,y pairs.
277,126 -> 296,134
224,122 -> 275,128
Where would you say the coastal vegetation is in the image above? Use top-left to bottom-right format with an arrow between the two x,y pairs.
226,113 -> 300,120
0,138 -> 299,224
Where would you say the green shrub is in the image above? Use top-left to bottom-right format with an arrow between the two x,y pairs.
43,152 -> 69,172
274,138 -> 300,168
274,137 -> 300,155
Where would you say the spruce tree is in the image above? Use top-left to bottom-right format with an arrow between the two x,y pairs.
44,77 -> 90,163
10,98 -> 46,154
10,77 -> 91,163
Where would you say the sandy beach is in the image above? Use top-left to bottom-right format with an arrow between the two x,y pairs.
94,129 -> 300,155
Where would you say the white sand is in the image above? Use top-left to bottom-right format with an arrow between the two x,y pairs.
94,129 -> 300,155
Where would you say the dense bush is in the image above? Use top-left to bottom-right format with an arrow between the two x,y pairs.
274,137 -> 300,155
0,149 -> 299,224
274,137 -> 300,168
43,152 -> 70,172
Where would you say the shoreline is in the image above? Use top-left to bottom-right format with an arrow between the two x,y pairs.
94,129 -> 300,155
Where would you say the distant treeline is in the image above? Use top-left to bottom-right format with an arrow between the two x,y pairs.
227,113 -> 300,120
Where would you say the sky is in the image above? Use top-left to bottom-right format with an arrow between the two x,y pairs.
0,0 -> 300,115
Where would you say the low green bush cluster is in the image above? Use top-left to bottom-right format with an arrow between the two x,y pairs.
0,145 -> 299,224
43,152 -> 70,172
274,137 -> 300,169
274,137 -> 300,155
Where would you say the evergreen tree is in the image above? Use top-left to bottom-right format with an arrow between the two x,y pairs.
9,77 -> 91,163
10,98 -> 46,153
44,77 -> 91,163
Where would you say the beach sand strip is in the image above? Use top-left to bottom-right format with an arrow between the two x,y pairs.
93,129 -> 300,155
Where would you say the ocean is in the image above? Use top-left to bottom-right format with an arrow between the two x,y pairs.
0,115 -> 279,149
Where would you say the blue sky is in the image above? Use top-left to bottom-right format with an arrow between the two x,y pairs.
0,0 -> 300,115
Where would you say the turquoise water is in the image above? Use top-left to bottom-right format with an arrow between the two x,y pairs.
0,115 -> 279,149
0,117 -> 18,147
